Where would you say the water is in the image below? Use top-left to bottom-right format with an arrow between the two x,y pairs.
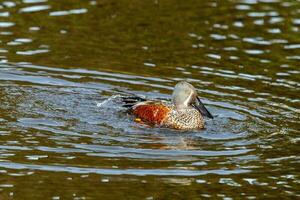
0,0 -> 299,199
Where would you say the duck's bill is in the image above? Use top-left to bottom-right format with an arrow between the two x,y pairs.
192,96 -> 214,119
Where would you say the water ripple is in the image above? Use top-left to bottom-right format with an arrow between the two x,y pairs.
0,162 -> 250,176
19,5 -> 51,13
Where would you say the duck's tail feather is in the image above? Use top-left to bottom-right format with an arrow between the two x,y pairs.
121,96 -> 147,108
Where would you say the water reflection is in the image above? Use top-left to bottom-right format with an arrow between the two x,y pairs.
20,5 -> 51,13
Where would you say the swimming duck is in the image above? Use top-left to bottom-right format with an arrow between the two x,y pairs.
122,81 -> 213,130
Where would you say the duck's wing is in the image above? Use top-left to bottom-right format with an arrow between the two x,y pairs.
120,96 -> 147,108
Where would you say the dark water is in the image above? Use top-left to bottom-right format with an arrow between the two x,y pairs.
0,0 -> 299,199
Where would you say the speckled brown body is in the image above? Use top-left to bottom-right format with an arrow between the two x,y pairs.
132,101 -> 205,130
163,108 -> 204,129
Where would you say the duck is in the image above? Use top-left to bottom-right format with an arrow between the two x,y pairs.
122,81 -> 213,130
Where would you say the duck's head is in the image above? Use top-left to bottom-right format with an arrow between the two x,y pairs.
172,81 -> 213,119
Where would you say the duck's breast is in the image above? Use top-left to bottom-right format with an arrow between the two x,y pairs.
164,109 -> 204,130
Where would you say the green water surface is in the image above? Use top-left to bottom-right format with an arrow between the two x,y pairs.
0,0 -> 299,199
